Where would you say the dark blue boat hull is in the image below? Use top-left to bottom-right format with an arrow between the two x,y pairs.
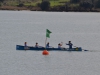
16,45 -> 82,51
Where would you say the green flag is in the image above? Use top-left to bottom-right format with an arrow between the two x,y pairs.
46,29 -> 52,38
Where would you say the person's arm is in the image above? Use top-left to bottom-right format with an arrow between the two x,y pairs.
66,43 -> 69,45
60,42 -> 63,46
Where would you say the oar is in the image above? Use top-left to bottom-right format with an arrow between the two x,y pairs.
49,46 -> 54,48
61,47 -> 67,50
60,42 -> 68,50
73,45 -> 88,51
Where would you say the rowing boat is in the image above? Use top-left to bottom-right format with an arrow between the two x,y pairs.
16,45 -> 83,51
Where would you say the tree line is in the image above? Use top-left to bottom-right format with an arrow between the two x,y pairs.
0,0 -> 100,11
40,0 -> 100,11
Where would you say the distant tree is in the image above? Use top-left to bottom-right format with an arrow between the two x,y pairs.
17,3 -> 24,7
91,0 -> 94,3
0,0 -> 4,2
95,0 -> 100,8
70,0 -> 80,3
80,2 -> 93,10
37,3 -> 41,7
40,1 -> 50,11
65,2 -> 69,11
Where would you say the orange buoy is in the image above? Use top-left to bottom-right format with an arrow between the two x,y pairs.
42,50 -> 49,55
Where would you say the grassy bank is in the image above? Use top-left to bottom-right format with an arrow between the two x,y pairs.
0,0 -> 69,7
0,0 -> 100,12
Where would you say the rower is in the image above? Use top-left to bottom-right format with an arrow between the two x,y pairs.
24,42 -> 29,50
46,42 -> 53,48
24,42 -> 27,46
66,41 -> 73,49
58,42 -> 63,49
46,42 -> 50,48
35,42 -> 39,48
35,42 -> 44,48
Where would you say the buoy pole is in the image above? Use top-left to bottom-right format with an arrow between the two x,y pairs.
45,37 -> 47,48
42,37 -> 49,55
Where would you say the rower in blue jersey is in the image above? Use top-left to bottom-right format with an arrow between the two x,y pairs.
66,41 -> 73,49
46,42 -> 53,48
46,42 -> 50,48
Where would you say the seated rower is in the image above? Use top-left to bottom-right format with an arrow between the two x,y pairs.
24,42 -> 29,50
24,42 -> 27,46
46,42 -> 53,48
66,41 -> 73,49
35,42 -> 39,48
58,42 -> 63,49
35,42 -> 44,48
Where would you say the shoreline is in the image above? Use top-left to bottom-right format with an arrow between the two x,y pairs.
0,6 -> 100,12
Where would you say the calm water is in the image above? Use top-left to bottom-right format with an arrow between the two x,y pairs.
0,11 -> 100,75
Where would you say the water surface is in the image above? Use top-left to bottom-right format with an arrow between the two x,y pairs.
0,11 -> 100,75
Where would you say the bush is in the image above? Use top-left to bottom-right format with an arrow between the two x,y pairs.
80,2 -> 93,9
37,3 -> 41,7
40,1 -> 50,11
17,3 -> 24,7
95,0 -> 100,8
70,0 -> 80,3
0,0 -> 4,3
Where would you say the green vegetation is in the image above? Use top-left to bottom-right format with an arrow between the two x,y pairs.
40,1 -> 50,10
0,0 -> 100,11
49,0 -> 69,7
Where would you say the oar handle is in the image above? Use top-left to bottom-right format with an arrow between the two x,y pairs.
73,46 -> 78,47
